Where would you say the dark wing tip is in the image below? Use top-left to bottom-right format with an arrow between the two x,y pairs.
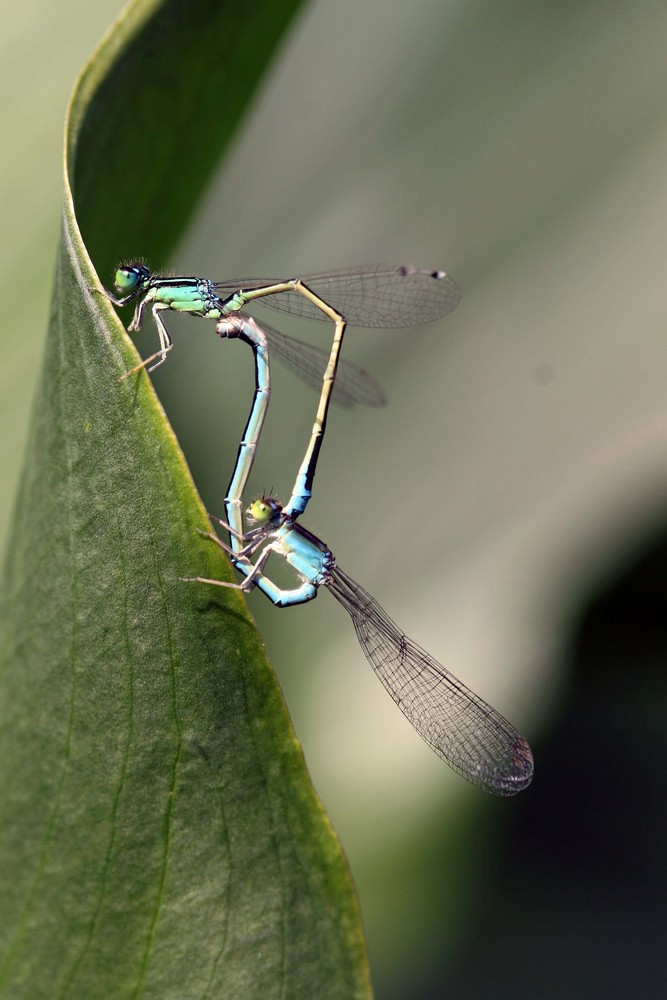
483,735 -> 534,797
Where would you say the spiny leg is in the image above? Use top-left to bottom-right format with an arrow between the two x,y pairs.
120,303 -> 174,380
182,536 -> 278,590
195,525 -> 267,561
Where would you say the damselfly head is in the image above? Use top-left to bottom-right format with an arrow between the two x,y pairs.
114,262 -> 151,294
247,496 -> 282,525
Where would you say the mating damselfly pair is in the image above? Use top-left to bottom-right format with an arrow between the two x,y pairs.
105,261 -> 533,796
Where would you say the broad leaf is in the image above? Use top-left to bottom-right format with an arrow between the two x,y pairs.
0,1 -> 371,997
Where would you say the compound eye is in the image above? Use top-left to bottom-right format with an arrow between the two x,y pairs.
114,263 -> 150,293
247,497 -> 281,524
114,267 -> 139,293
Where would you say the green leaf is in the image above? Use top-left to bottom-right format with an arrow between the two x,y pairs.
0,1 -> 371,997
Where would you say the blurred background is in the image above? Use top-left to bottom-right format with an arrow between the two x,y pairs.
3,0 -> 667,996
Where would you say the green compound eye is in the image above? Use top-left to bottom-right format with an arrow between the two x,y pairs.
114,263 -> 150,293
248,498 -> 280,524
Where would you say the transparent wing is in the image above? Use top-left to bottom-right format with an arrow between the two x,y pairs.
214,264 -> 461,328
327,566 -> 533,795
261,319 -> 386,408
